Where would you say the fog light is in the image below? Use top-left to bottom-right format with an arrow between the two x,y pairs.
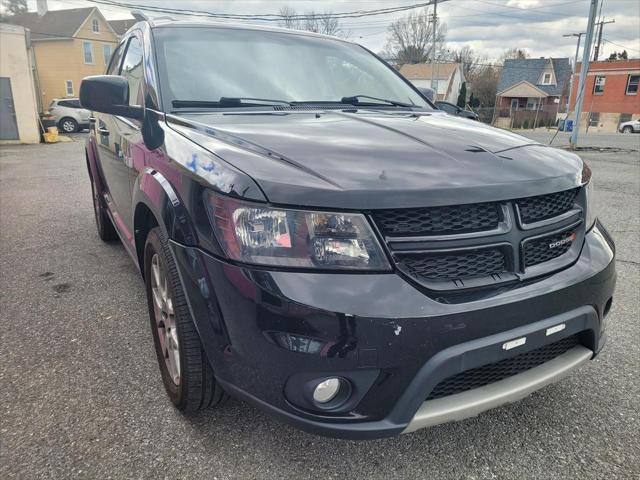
313,378 -> 342,404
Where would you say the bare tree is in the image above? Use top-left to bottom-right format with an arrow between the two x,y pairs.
468,65 -> 500,107
382,7 -> 447,65
278,6 -> 301,30
499,48 -> 530,63
278,7 -> 348,38
449,46 -> 488,78
0,0 -> 27,20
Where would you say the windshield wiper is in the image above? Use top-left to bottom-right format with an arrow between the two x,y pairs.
340,95 -> 414,108
172,97 -> 293,109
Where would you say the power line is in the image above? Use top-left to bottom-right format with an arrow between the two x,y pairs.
84,0 -> 449,21
602,38 -> 640,53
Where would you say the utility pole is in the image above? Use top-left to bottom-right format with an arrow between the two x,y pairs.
563,32 -> 585,114
430,0 -> 438,91
593,18 -> 615,61
570,0 -> 599,148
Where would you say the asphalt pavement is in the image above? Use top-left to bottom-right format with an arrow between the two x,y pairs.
1,130 -> 639,479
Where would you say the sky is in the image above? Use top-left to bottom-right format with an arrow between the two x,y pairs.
25,0 -> 640,62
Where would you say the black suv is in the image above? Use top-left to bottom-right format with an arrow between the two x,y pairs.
80,19 -> 616,439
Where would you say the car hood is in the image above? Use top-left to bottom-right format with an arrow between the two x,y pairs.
168,110 -> 583,209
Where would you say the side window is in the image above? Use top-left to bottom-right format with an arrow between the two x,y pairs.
106,42 -> 125,75
119,36 -> 144,107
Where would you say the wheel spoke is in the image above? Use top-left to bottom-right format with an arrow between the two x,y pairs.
151,288 -> 163,319
149,251 -> 181,385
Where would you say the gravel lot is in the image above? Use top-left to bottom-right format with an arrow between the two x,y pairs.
1,130 -> 639,479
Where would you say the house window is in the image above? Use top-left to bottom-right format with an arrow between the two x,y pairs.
92,19 -> 99,33
593,75 -> 606,94
542,73 -> 551,84
83,41 -> 93,64
626,75 -> 639,95
526,98 -> 539,110
588,112 -> 600,127
102,44 -> 112,65
65,80 -> 73,96
510,99 -> 519,111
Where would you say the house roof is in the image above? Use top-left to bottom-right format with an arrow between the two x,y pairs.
399,63 -> 459,81
8,7 -> 101,40
497,57 -> 571,97
498,80 -> 549,98
108,19 -> 137,35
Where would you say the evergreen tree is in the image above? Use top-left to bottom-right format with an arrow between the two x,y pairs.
457,82 -> 467,108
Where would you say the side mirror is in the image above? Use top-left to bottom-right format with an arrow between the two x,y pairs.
80,75 -> 143,121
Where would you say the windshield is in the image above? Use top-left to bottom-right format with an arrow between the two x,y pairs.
153,26 -> 431,110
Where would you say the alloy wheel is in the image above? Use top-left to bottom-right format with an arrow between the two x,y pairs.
150,253 -> 181,385
61,120 -> 75,132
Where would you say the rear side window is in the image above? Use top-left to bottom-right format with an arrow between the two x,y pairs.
119,36 -> 144,106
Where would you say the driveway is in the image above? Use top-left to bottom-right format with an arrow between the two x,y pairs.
1,133 -> 638,479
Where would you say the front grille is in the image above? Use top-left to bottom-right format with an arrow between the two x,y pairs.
516,189 -> 578,224
524,228 -> 576,267
373,202 -> 500,237
399,248 -> 506,281
426,334 -> 581,400
375,187 -> 584,289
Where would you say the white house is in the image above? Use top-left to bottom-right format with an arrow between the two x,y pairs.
399,63 -> 466,103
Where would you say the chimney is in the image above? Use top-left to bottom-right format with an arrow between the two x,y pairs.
37,0 -> 48,16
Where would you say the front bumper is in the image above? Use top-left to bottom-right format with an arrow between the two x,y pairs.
170,223 -> 615,439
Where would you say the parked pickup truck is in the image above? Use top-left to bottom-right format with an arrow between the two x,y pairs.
80,18 -> 616,439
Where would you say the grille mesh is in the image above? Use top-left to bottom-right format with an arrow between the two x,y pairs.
524,229 -> 576,267
373,203 -> 500,237
426,334 -> 581,400
517,189 -> 578,224
399,248 -> 506,281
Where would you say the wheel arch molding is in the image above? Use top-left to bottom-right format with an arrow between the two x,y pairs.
132,168 -> 199,274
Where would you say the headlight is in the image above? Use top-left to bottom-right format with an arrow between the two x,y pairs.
204,192 -> 391,270
582,161 -> 597,230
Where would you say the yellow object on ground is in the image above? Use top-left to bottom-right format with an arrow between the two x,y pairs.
43,127 -> 59,143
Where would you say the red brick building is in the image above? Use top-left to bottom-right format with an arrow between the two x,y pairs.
569,59 -> 640,132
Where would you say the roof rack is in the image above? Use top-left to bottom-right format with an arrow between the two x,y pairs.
131,10 -> 148,22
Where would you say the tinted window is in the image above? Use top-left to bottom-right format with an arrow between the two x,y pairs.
154,27 -> 430,109
106,42 -> 125,75
57,100 -> 80,108
120,36 -> 144,106
437,102 -> 457,114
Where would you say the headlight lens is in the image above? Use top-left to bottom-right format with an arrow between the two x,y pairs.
205,192 -> 390,270
582,161 -> 597,230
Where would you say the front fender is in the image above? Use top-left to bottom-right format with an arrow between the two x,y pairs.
132,168 -> 199,246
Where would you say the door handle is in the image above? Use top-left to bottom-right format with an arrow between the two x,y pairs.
98,128 -> 110,136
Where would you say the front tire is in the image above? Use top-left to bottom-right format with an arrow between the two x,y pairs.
59,117 -> 78,133
144,227 -> 227,412
622,126 -> 633,134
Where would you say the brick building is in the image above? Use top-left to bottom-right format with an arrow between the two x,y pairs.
569,59 -> 640,132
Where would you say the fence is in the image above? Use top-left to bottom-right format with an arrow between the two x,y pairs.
470,106 -> 561,129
